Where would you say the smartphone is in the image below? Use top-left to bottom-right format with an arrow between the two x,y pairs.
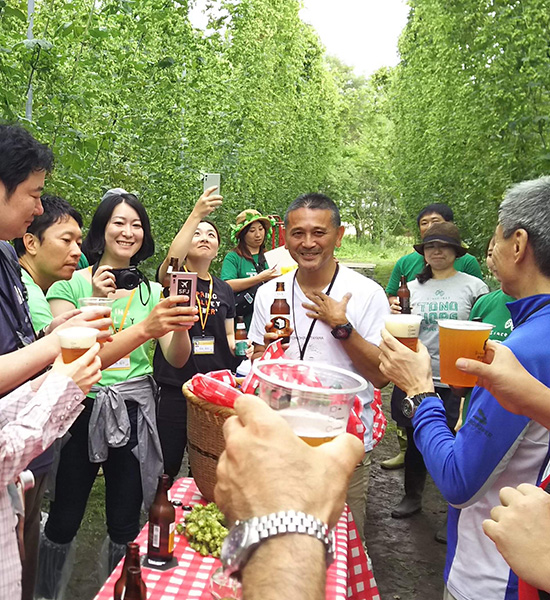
170,272 -> 197,307
203,173 -> 221,194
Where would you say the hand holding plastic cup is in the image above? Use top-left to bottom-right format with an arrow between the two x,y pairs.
252,359 -> 367,446
438,320 -> 494,386
79,297 -> 114,332
384,314 -> 423,351
56,327 -> 99,363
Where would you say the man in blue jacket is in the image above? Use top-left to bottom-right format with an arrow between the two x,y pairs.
379,176 -> 550,600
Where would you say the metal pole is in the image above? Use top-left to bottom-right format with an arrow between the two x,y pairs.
25,0 -> 34,120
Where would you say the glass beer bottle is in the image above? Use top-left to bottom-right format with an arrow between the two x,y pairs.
121,567 -> 147,600
235,316 -> 248,357
147,475 -> 175,565
114,542 -> 147,600
270,282 -> 291,343
398,276 -> 411,314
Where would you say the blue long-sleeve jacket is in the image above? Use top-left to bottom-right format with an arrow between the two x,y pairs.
413,295 -> 550,600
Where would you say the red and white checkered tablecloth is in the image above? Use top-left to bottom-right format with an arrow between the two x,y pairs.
94,478 -> 379,600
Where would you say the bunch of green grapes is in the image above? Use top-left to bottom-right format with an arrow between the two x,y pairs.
176,502 -> 228,558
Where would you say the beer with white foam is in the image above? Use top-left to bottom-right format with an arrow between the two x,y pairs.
57,327 -> 99,363
384,314 -> 423,351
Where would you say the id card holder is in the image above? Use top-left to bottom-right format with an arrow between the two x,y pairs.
193,336 -> 215,355
106,355 -> 131,371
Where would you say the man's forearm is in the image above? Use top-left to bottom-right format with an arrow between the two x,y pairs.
242,534 -> 325,600
0,335 -> 59,396
340,331 -> 388,389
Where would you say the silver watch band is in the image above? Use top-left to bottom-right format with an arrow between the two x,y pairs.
236,510 -> 335,563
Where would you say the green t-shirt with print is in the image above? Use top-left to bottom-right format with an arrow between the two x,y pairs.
469,289 -> 514,342
386,251 -> 483,296
47,269 -> 162,390
220,250 -> 265,280
21,268 -> 54,332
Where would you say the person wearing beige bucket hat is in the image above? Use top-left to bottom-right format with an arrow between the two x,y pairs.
221,209 -> 279,325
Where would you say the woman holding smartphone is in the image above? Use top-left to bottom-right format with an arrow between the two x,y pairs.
37,192 -> 197,598
154,187 -> 238,484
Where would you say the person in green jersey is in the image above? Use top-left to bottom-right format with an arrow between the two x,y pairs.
12,195 -> 85,600
381,203 -> 483,471
221,209 -> 279,326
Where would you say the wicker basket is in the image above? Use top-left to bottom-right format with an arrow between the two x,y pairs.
183,382 -> 236,502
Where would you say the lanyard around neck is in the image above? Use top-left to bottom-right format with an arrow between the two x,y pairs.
292,262 -> 340,361
185,266 -> 213,334
114,289 -> 136,333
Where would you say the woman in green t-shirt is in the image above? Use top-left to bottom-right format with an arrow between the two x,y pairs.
221,209 -> 279,323
37,192 -> 197,597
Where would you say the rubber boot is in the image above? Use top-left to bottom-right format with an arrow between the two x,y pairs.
35,535 -> 76,600
391,469 -> 426,518
380,428 -> 408,470
98,536 -> 127,586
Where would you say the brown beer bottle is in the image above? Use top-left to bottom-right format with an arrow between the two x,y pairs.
113,543 -> 147,600
398,276 -> 411,314
270,282 -> 291,343
120,567 -> 147,600
235,316 -> 248,357
147,475 -> 176,565
162,256 -> 180,298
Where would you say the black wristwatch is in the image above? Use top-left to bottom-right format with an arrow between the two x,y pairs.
331,322 -> 353,340
402,392 -> 440,419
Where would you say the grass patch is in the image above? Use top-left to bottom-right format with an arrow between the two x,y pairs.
336,234 -> 412,289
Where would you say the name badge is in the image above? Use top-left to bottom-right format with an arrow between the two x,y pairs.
106,355 -> 131,371
193,336 -> 215,355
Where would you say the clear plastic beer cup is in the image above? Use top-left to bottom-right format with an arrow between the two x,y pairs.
438,320 -> 494,386
79,297 -> 113,332
57,327 -> 99,363
252,360 -> 367,446
384,314 -> 423,351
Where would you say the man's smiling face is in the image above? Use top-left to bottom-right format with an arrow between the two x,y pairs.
285,208 -> 344,274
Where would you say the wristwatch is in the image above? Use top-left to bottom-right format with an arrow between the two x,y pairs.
221,510 -> 335,575
331,322 -> 353,340
402,392 -> 440,419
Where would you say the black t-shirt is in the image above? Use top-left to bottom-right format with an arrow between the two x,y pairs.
153,274 -> 238,387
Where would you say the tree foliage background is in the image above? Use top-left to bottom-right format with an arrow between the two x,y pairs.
2,0 -> 550,267
391,0 -> 550,252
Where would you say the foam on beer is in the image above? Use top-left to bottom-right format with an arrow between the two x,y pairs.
384,314 -> 422,337
57,327 -> 99,348
437,319 -> 493,331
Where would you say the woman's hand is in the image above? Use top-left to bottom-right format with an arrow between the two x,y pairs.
92,265 -> 116,297
51,342 -> 102,396
259,266 -> 279,283
389,298 -> 402,314
192,186 -> 223,219
142,296 -> 199,339
379,328 -> 434,396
